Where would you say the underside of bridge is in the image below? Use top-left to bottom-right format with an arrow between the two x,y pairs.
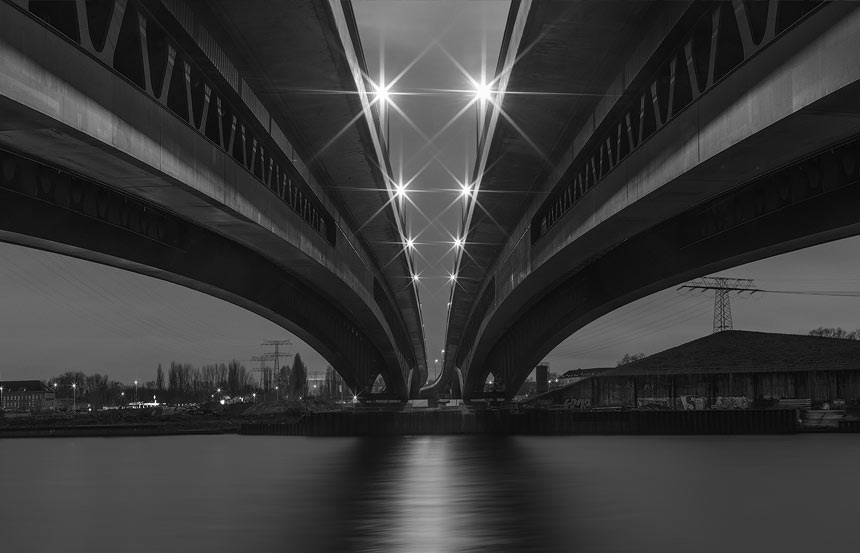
0,0 -> 426,399
437,0 -> 860,400
5,0 -> 860,403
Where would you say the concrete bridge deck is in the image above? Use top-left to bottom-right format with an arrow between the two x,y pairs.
0,0 -> 424,398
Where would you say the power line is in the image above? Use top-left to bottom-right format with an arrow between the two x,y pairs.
251,354 -> 275,390
260,340 -> 293,392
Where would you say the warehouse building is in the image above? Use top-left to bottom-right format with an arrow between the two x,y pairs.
528,331 -> 860,410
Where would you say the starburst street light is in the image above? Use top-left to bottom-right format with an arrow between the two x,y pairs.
472,77 -> 494,153
394,181 -> 408,200
373,81 -> 393,152
453,236 -> 463,249
473,79 -> 493,103
460,182 -> 472,198
373,82 -> 392,105
412,273 -> 420,283
449,273 -> 457,283
406,237 -> 415,250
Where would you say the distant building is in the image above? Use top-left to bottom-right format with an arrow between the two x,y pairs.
526,331 -> 860,410
0,380 -> 55,412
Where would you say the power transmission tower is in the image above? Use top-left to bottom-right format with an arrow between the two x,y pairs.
251,355 -> 273,390
262,340 -> 292,390
679,277 -> 759,333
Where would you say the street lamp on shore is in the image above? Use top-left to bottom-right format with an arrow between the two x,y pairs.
71,383 -> 77,413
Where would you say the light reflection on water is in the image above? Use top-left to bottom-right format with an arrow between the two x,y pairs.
1,434 -> 859,552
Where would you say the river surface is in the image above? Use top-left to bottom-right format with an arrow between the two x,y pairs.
1,434 -> 858,552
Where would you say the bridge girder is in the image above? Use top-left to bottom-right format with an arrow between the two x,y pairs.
0,0 -> 420,398
449,1 -> 860,400
0,146 -> 406,398
465,131 -> 860,399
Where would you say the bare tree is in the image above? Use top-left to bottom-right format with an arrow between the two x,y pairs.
617,353 -> 647,366
808,327 -> 859,340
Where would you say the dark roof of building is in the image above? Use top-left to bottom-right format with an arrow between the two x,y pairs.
0,380 -> 51,393
526,331 -> 860,404
603,331 -> 860,377
560,368 -> 611,378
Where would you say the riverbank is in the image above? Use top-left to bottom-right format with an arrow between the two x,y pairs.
3,405 -> 858,438
241,409 -> 805,436
0,399 -> 302,438
0,422 -> 238,438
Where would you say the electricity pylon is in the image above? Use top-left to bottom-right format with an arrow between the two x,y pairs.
679,277 -> 759,333
262,340 -> 292,374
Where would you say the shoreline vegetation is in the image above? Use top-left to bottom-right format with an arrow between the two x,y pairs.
3,402 -> 858,437
0,399 -> 320,438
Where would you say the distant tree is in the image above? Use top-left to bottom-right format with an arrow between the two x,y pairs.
322,366 -> 338,399
51,371 -> 87,397
227,359 -> 252,395
275,365 -> 291,398
808,327 -> 859,340
289,354 -> 308,399
156,363 -> 165,392
617,352 -> 647,366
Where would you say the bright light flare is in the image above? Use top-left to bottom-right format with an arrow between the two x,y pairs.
374,82 -> 392,105
394,181 -> 408,199
460,182 -> 472,198
453,236 -> 463,249
449,273 -> 458,283
406,237 -> 415,250
473,79 -> 493,103
412,273 -> 421,283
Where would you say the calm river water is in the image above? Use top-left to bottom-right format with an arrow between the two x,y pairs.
1,434 -> 858,552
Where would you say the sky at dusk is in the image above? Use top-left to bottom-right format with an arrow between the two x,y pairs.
2,1 -> 860,385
